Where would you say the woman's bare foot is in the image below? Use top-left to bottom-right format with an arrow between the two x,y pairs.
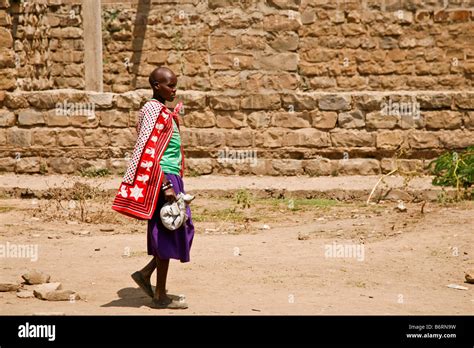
131,271 -> 154,298
151,296 -> 188,309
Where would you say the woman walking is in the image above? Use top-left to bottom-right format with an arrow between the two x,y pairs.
112,67 -> 193,309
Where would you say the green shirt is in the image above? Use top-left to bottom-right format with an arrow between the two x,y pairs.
160,118 -> 182,175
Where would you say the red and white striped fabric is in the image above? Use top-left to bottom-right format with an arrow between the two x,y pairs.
112,99 -> 184,220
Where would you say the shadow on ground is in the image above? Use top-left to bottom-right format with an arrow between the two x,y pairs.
101,286 -> 182,308
101,287 -> 150,308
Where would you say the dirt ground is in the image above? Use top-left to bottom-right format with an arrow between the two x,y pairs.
0,192 -> 472,315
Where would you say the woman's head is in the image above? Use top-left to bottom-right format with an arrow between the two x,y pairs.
149,67 -> 177,102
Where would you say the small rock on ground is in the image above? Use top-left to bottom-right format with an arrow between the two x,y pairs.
21,270 -> 51,285
27,282 -> 62,293
298,233 -> 310,241
16,290 -> 34,299
465,270 -> 474,284
34,289 -> 80,301
0,282 -> 20,292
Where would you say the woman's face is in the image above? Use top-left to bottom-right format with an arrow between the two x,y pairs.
155,73 -> 177,102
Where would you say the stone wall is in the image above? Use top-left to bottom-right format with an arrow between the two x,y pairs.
0,89 -> 473,176
0,0 -> 473,92
101,0 -> 474,93
5,0 -> 84,91
0,0 -> 473,176
0,0 -> 14,91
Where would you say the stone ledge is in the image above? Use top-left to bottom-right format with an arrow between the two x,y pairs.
0,173 -> 459,203
0,89 -> 472,176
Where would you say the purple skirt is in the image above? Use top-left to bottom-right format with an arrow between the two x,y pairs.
147,173 -> 194,263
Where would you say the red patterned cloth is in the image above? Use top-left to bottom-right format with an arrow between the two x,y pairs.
112,99 -> 184,220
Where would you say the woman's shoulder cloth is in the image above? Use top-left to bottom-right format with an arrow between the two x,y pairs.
141,100 -> 164,122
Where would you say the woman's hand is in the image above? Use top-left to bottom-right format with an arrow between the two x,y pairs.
163,187 -> 177,202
